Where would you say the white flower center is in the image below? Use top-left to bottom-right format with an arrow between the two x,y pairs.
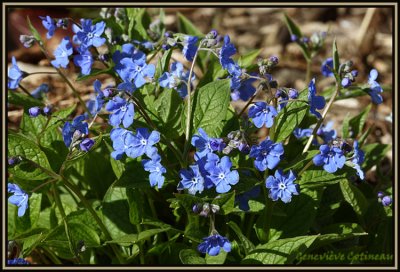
191,178 -> 198,184
218,173 -> 225,179
120,105 -> 127,112
87,32 -> 94,38
140,139 -> 147,145
278,182 -> 286,190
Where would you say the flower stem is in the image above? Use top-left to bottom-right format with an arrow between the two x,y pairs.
302,82 -> 340,154
183,43 -> 202,163
305,59 -> 312,84
26,71 -> 58,76
18,84 -> 34,98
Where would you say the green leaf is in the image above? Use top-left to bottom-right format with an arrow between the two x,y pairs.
101,186 -> 136,241
206,251 -> 227,264
283,14 -> 310,60
155,49 -> 173,79
27,16 -> 43,44
154,89 -> 183,139
15,193 -> 42,234
8,132 -> 52,180
273,89 -> 308,143
243,235 -> 319,264
339,179 -> 368,217
113,158 -> 151,189
126,8 -> 151,41
227,221 -> 255,255
127,188 -> 144,225
8,90 -> 43,108
179,249 -> 206,264
238,49 -> 261,68
106,228 -> 171,246
212,192 -> 235,215
21,232 -> 48,256
332,39 -> 340,74
316,223 -> 367,248
43,222 -> 100,259
76,67 -> 114,81
347,104 -> 371,138
361,143 -> 391,171
177,12 -> 203,37
342,112 -> 351,138
298,167 -> 349,188
190,79 -> 231,137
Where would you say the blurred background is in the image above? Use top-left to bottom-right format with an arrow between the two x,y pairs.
7,7 -> 393,184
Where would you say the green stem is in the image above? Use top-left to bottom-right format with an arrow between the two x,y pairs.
26,71 -> 58,76
41,246 -> 63,264
136,224 -> 145,265
61,178 -> 125,263
305,59 -> 312,84
302,82 -> 340,154
298,159 -> 314,176
18,84 -> 35,98
183,43 -> 202,162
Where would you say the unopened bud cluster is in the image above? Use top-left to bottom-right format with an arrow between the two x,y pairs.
193,202 -> 220,217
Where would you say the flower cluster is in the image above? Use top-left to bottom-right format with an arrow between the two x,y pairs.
8,183 -> 29,217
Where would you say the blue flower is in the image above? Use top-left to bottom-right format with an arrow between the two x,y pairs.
191,128 -> 214,160
382,196 -> 392,207
40,15 -> 56,39
182,35 -> 198,61
313,144 -> 346,173
177,164 -> 205,195
142,153 -> 166,189
105,97 -> 135,128
293,128 -> 313,139
112,43 -> 137,69
109,128 -> 135,160
118,52 -> 155,88
321,57 -> 334,77
367,69 -> 383,104
73,46 -> 93,75
205,155 -> 239,193
159,62 -> 194,98
266,169 -> 299,203
127,128 -> 160,159
228,64 -> 256,101
352,140 -> 365,180
73,19 -> 106,48
198,234 -> 231,256
235,186 -> 261,211
308,78 -> 325,119
8,56 -> 24,90
28,107 -> 41,117
8,183 -> 29,217
219,35 -> 236,71
316,121 -> 337,143
62,115 -> 89,147
249,137 -> 284,171
248,102 -> 278,128
31,83 -> 50,99
133,39 -> 154,50
51,37 -> 73,68
194,153 -> 218,189
79,138 -> 95,152
7,258 -> 30,265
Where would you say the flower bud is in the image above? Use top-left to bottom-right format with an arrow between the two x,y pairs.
210,204 -> 220,214
79,138 -> 95,152
28,107 -> 41,117
382,196 -> 392,207
288,88 -> 299,99
199,203 -> 210,217
56,18 -> 69,29
290,34 -> 298,42
42,106 -> 52,115
377,191 -> 384,199
19,35 -> 35,48
341,77 -> 351,88
8,156 -> 21,166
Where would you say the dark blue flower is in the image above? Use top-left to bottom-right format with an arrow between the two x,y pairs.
228,64 -> 256,101
249,137 -> 284,171
288,88 -> 299,99
191,128 -> 214,160
248,102 -> 278,128
8,56 -> 24,90
7,258 -> 30,265
313,144 -> 345,173
219,35 -> 236,71
73,19 -> 106,48
118,51 -> 155,88
73,46 -> 93,75
367,69 -> 383,104
62,115 -> 89,147
133,39 -> 154,50
8,183 -> 29,217
39,15 -> 56,39
235,186 -> 261,211
182,35 -> 198,61
28,107 -> 41,117
293,128 -> 313,139
51,37 -> 73,68
209,138 -> 226,152
321,57 -> 334,77
351,140 -> 365,180
308,78 -> 325,119
142,153 -> 166,189
112,43 -> 137,70
126,128 -> 160,159
31,83 -> 50,99
79,138 -> 95,152
198,234 -> 231,256
105,96 -> 134,128
205,155 -> 239,193
195,153 -> 218,189
178,164 -> 204,195
382,196 -> 392,207
266,169 -> 299,203
159,62 -> 194,98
